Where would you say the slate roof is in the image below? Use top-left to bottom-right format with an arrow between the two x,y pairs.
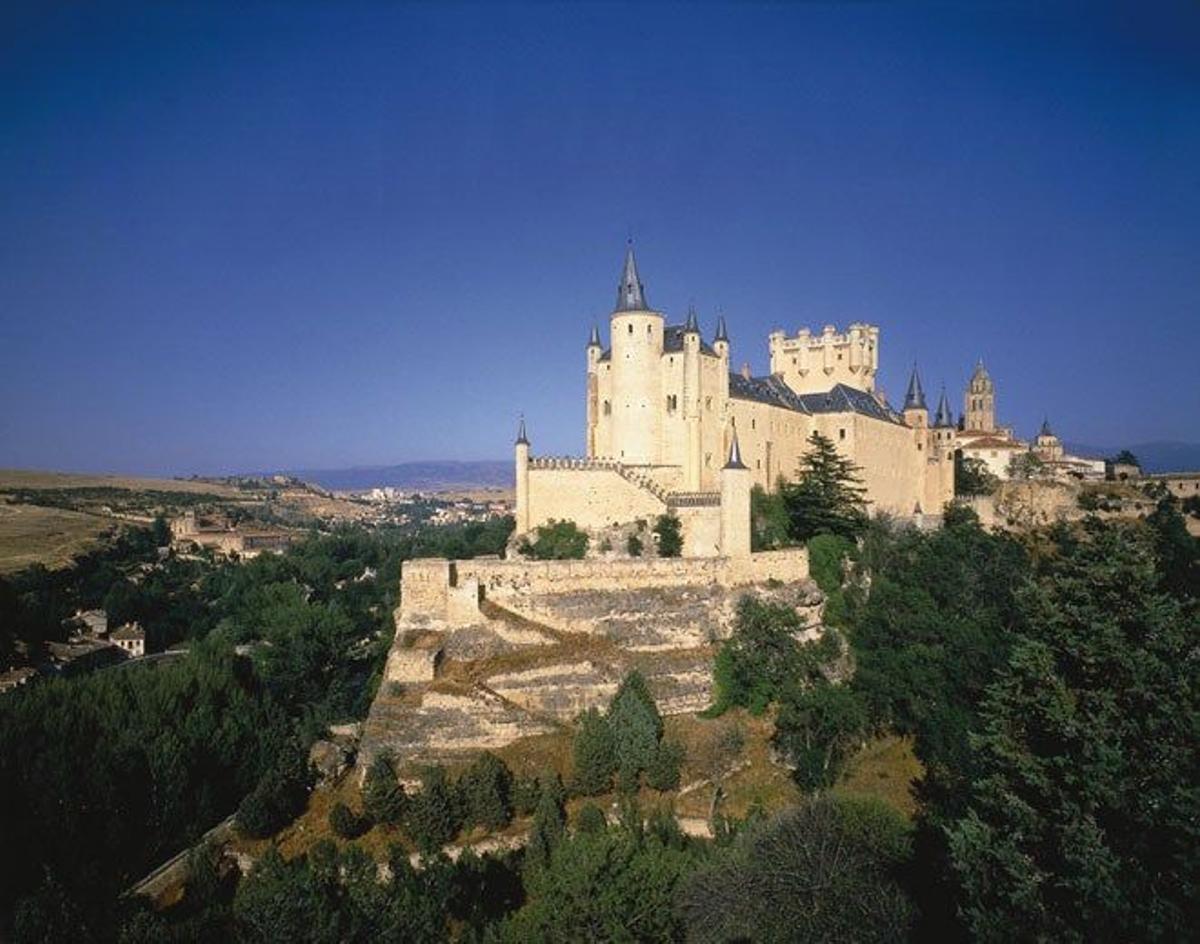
728,373 -> 904,425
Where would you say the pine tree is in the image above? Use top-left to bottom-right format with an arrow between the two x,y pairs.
458,752 -> 513,831
525,776 -> 566,873
781,431 -> 868,542
571,708 -> 616,796
361,754 -> 406,826
606,671 -> 664,787
405,766 -> 462,855
947,522 -> 1199,942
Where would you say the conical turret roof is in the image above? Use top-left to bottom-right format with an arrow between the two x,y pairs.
904,364 -> 927,410
714,314 -> 729,343
724,424 -> 747,470
587,323 -> 601,347
614,243 -> 648,312
684,305 -> 699,333
515,416 -> 529,445
933,387 -> 953,427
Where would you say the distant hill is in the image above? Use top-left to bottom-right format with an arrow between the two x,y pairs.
284,461 -> 513,492
1064,441 -> 1200,474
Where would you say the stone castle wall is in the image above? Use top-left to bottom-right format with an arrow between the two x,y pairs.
399,547 -> 809,626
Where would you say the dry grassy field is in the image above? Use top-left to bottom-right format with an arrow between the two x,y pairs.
0,502 -> 113,574
0,468 -> 241,497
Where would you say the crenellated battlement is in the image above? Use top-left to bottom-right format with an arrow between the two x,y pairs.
768,322 -> 879,395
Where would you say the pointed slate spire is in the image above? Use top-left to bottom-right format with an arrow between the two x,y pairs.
684,305 -> 699,333
714,314 -> 729,343
1040,416 -> 1053,437
614,242 -> 648,312
724,424 -> 747,470
904,364 -> 927,410
587,323 -> 601,347
933,387 -> 953,427
515,415 -> 529,445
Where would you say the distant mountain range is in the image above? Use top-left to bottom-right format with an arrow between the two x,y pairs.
1064,441 -> 1200,474
284,461 -> 513,492
283,442 -> 1200,493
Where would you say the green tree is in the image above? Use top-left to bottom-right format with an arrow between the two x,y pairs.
362,755 -> 406,826
458,752 -> 514,831
645,738 -> 685,792
954,452 -> 999,496
653,513 -> 683,557
1006,450 -> 1045,481
405,766 -> 462,856
625,533 -> 643,557
772,681 -> 868,791
524,776 -> 567,873
679,797 -> 915,944
1111,449 -> 1140,468
503,812 -> 699,942
571,707 -> 616,796
947,521 -> 1199,942
781,431 -> 868,542
751,482 -> 792,550
606,670 -> 664,787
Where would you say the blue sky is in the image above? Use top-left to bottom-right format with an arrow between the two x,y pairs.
2,2 -> 1197,475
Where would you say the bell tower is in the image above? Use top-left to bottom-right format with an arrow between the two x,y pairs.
964,360 -> 996,432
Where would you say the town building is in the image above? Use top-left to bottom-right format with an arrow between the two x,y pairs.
111,622 -> 146,658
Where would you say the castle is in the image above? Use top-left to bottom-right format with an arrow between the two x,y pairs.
514,246 -> 956,556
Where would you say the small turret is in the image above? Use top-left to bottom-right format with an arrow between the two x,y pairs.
903,364 -> 928,429
724,424 -> 747,469
1039,416 -> 1053,437
515,416 -> 529,445
713,314 -> 730,360
933,387 -> 954,428
684,305 -> 700,334
903,364 -> 927,411
587,324 -> 601,348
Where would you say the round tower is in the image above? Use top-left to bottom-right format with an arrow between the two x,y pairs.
609,244 -> 663,464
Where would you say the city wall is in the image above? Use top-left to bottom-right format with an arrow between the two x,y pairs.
398,547 -> 809,626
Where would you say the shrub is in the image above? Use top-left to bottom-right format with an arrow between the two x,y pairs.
517,520 -> 588,560
575,803 -> 607,835
653,514 -> 683,557
751,483 -> 791,550
328,801 -> 368,839
626,533 -> 643,557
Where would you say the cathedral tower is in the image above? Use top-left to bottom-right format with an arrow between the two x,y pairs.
964,360 -> 996,432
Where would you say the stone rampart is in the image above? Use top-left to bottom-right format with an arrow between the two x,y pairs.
399,548 -> 809,627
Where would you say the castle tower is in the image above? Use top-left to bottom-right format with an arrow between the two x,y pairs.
515,417 -> 530,534
902,364 -> 928,429
720,423 -> 752,557
586,324 -> 602,457
683,306 -> 702,490
964,360 -> 996,432
608,243 -> 664,464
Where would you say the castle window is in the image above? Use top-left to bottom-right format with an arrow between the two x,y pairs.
756,459 -> 761,469
705,453 -> 711,467
628,324 -> 633,335
647,324 -> 652,335
666,395 -> 678,412
603,400 -> 611,416
705,397 -> 712,411
751,418 -> 756,430
839,428 -> 846,440
918,442 -> 923,451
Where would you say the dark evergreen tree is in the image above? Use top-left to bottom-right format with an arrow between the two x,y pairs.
653,513 -> 683,557
947,521 -> 1199,942
458,752 -> 514,831
571,707 -> 616,795
524,776 -> 566,873
405,766 -> 462,856
781,431 -> 869,542
606,670 -> 664,786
